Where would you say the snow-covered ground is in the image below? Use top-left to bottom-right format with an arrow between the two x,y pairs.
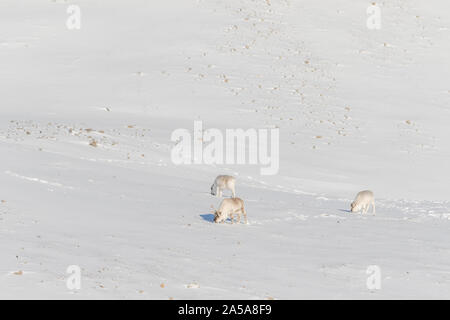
0,0 -> 449,299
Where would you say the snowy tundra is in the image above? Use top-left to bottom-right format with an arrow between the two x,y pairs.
0,0 -> 450,299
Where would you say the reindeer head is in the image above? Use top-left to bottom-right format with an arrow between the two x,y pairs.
210,205 -> 220,223
350,201 -> 360,212
213,210 -> 226,223
213,210 -> 219,223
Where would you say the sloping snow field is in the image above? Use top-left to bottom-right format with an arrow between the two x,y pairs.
0,0 -> 449,299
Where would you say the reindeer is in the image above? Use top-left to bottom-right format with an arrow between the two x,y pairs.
212,198 -> 248,224
211,175 -> 236,198
351,190 -> 375,214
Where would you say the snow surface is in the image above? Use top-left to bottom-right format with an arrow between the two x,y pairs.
0,0 -> 449,299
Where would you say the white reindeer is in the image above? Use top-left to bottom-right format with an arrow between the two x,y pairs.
213,198 -> 248,224
211,175 -> 236,198
351,190 -> 375,214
